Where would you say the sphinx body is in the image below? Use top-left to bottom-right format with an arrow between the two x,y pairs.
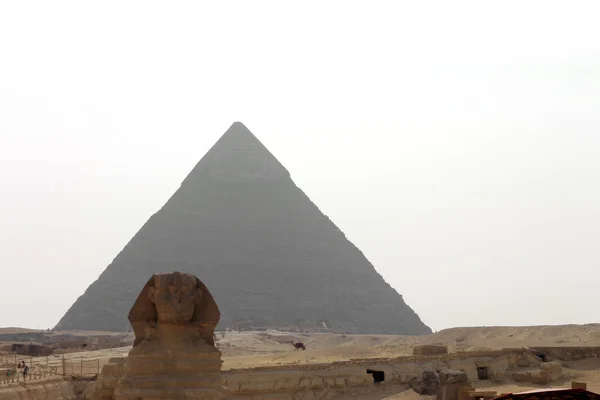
114,272 -> 224,400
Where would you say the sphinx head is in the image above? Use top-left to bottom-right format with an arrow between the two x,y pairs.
148,272 -> 200,324
128,272 -> 221,346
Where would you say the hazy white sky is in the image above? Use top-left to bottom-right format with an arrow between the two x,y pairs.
1,1 -> 599,332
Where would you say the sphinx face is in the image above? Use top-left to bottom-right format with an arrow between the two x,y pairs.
151,272 -> 197,324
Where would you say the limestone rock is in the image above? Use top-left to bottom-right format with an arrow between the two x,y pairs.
511,368 -> 557,385
54,122 -> 431,335
410,370 -> 470,398
438,369 -> 469,385
413,345 -> 448,356
437,370 -> 470,400
409,370 -> 440,395
114,272 -> 224,400
512,361 -> 563,385
540,360 -> 563,380
90,358 -> 126,400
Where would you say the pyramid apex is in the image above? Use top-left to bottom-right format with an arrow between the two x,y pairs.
224,121 -> 251,132
183,122 -> 289,184
225,121 -> 252,135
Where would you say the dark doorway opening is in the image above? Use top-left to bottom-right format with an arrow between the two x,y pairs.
366,369 -> 385,384
477,367 -> 488,380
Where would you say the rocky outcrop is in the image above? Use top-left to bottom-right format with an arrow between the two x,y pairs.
89,357 -> 125,400
409,369 -> 469,398
438,370 -> 469,386
437,370 -> 469,400
113,272 -> 224,400
511,361 -> 563,385
523,346 -> 600,361
54,122 -> 430,335
409,371 -> 440,395
0,380 -> 75,400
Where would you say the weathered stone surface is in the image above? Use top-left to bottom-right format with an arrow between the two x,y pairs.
511,361 -> 562,385
409,369 -> 470,398
90,361 -> 124,400
54,122 -> 430,335
413,345 -> 448,356
438,370 -> 468,386
113,272 -> 224,400
540,360 -> 562,375
437,370 -> 469,400
511,369 -> 550,385
409,370 -> 440,395
0,380 -> 76,400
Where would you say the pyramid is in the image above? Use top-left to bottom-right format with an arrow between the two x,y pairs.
55,122 -> 431,335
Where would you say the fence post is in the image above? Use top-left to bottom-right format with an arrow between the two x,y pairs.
81,357 -> 83,374
97,359 -> 100,375
62,355 -> 66,377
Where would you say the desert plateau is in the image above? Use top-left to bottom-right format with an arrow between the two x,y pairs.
2,323 -> 600,399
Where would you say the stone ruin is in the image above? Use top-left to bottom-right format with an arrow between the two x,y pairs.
113,272 -> 224,400
409,369 -> 470,400
413,344 -> 449,356
10,343 -> 53,357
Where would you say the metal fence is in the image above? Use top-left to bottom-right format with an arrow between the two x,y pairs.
0,353 -> 100,386
62,358 -> 100,376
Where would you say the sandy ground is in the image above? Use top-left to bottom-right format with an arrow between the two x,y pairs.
340,358 -> 600,400
2,324 -> 600,397
368,359 -> 600,400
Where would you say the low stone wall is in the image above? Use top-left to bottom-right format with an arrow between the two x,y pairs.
531,347 -> 600,361
223,357 -> 502,399
0,380 -> 75,400
414,345 -> 448,356
224,367 -> 371,399
220,349 -> 557,397
222,349 -> 514,375
85,347 -> 598,400
511,361 -> 563,385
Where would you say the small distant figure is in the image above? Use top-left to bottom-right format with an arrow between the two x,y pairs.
17,362 -> 22,369
291,341 -> 306,351
23,364 -> 29,378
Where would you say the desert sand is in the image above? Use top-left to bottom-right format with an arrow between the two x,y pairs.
2,324 -> 600,398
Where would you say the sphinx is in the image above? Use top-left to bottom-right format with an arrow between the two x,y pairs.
114,272 -> 224,400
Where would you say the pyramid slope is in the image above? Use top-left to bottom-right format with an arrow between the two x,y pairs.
55,122 -> 431,335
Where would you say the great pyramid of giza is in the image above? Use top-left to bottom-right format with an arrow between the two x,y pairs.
55,122 -> 431,334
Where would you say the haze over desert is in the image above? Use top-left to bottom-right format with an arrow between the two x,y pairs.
3,324 -> 600,399
2,1 -> 600,399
